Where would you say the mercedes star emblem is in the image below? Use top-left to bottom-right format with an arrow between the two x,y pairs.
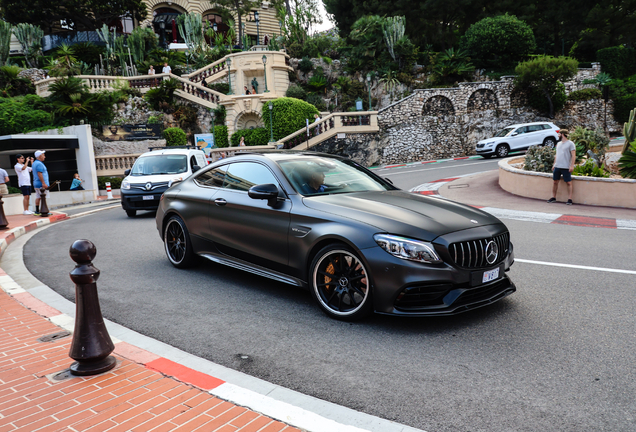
485,240 -> 499,265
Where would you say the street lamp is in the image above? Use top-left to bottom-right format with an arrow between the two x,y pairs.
366,73 -> 372,110
213,22 -> 217,32
254,10 -> 260,45
226,56 -> 233,95
210,108 -> 216,155
268,102 -> 274,142
262,55 -> 269,92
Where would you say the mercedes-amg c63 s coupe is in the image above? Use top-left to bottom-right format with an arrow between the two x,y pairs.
156,151 -> 516,320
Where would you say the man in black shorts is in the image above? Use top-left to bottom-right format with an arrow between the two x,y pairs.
547,129 -> 576,205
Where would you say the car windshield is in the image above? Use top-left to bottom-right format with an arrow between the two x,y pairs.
131,155 -> 187,176
279,157 -> 394,196
493,127 -> 515,137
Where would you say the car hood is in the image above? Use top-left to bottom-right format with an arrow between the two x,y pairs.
477,136 -> 507,144
302,190 -> 502,241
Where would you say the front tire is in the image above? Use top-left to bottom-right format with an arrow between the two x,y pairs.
164,215 -> 196,268
310,244 -> 373,321
126,210 -> 136,217
496,144 -> 510,158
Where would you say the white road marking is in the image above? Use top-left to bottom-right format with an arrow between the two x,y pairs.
617,219 -> 636,230
515,259 -> 636,275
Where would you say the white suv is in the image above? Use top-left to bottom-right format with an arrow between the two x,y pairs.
476,122 -> 560,158
121,147 -> 208,217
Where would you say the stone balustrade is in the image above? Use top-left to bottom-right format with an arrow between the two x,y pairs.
182,58 -> 228,84
95,154 -> 141,177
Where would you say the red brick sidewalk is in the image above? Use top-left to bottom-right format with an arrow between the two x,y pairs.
0,288 -> 303,432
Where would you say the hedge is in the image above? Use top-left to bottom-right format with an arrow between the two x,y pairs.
567,88 -> 602,101
262,97 -> 319,141
98,176 -> 123,189
230,127 -> 270,146
597,46 -> 636,80
213,125 -> 229,148
163,127 -> 187,146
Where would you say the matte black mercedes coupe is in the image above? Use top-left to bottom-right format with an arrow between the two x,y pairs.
156,152 -> 516,320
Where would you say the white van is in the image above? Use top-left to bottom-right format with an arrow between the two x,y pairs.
120,147 -> 207,217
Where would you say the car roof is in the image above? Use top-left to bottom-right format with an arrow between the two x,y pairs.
225,151 -> 348,163
139,148 -> 203,157
503,122 -> 556,128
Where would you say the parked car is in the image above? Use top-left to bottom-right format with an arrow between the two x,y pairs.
156,152 -> 516,320
121,147 -> 207,217
476,122 -> 560,158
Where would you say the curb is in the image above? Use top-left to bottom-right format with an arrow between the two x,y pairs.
0,205 -> 424,432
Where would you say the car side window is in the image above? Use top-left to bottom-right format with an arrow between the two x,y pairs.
515,127 -> 525,135
223,162 -> 279,192
194,165 -> 227,187
527,125 -> 542,132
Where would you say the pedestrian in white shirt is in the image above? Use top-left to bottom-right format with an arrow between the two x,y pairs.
14,154 -> 34,214
162,62 -> 171,74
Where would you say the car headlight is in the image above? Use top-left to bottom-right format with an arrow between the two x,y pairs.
485,141 -> 495,146
374,234 -> 442,264
121,181 -> 130,190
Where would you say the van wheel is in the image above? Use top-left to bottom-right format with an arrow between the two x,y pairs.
126,210 -> 136,217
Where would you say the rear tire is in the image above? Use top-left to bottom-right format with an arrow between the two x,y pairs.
164,215 -> 196,268
543,137 -> 557,149
496,144 -> 510,158
309,244 -> 373,321
126,210 -> 136,217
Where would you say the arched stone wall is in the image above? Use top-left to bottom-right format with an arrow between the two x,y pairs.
510,88 -> 530,109
422,96 -> 455,116
140,0 -> 193,26
467,89 -> 498,112
234,111 -> 263,130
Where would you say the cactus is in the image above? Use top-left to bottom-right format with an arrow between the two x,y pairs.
382,16 -> 405,62
0,21 -> 11,66
623,108 -> 636,154
177,12 -> 204,54
12,23 -> 44,68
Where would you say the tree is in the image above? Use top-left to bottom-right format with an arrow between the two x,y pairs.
460,14 -> 535,70
212,0 -> 261,46
0,0 -> 147,33
262,97 -> 319,140
515,56 -> 578,118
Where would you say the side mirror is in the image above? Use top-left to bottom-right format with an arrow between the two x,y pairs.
511,132 -> 518,136
192,165 -> 201,173
248,183 -> 280,206
124,169 -> 131,176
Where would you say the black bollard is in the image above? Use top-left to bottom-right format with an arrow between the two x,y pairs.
39,188 -> 50,216
68,240 -> 116,376
0,194 -> 8,229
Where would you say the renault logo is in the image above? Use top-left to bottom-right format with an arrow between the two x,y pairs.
145,182 -> 152,191
485,240 -> 499,264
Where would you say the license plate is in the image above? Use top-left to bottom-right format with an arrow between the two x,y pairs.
142,195 -> 154,200
482,268 -> 499,283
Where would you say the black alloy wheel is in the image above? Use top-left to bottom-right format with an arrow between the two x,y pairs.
164,215 -> 195,268
496,144 -> 510,158
543,137 -> 557,149
310,244 -> 372,320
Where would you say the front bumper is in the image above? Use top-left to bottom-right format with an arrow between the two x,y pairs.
365,233 -> 516,317
121,188 -> 167,211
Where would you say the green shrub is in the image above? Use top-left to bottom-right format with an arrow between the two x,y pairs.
71,42 -> 105,66
572,160 -> 610,178
570,126 -> 610,161
206,82 -> 229,94
230,127 -> 269,146
524,145 -> 555,173
285,84 -> 307,100
306,93 -> 327,111
298,56 -> 313,73
0,96 -> 53,135
567,88 -> 602,101
97,176 -> 123,190
618,142 -> 636,178
163,127 -> 187,146
460,14 -> 536,70
213,125 -> 229,148
597,46 -> 636,80
528,81 -> 567,115
261,97 -> 319,141
147,115 -> 163,124
7,186 -> 21,194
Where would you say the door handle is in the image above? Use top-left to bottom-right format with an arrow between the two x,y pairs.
214,198 -> 227,206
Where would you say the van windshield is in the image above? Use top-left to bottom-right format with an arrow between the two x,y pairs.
131,155 -> 187,176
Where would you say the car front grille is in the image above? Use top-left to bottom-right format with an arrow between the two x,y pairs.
449,232 -> 509,269
129,181 -> 170,191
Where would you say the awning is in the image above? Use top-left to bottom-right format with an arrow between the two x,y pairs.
153,14 -> 179,24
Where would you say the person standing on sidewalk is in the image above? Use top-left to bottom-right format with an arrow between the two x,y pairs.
14,154 -> 34,214
548,129 -> 576,205
32,150 -> 49,216
0,166 -> 9,196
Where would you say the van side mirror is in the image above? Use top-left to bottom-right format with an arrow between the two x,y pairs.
124,169 -> 131,176
192,165 -> 201,173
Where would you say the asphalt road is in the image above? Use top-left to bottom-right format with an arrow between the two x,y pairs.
23,160 -> 636,432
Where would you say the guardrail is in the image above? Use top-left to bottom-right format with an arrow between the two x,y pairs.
95,154 -> 141,177
275,111 -> 379,150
